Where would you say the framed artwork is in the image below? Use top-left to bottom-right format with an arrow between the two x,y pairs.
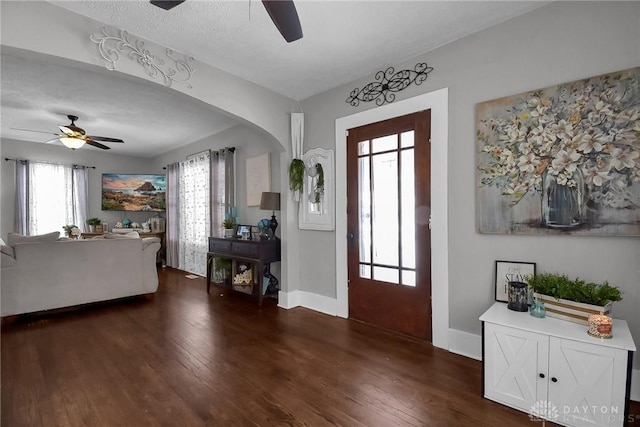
477,67 -> 639,236
246,153 -> 271,207
494,260 -> 536,303
235,225 -> 251,240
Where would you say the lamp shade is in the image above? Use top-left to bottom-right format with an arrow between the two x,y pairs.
260,192 -> 281,211
60,137 -> 86,150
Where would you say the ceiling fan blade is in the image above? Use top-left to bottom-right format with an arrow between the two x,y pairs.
11,128 -> 59,136
262,0 -> 303,43
150,0 -> 185,10
86,140 -> 111,150
45,138 -> 61,145
87,135 -> 124,143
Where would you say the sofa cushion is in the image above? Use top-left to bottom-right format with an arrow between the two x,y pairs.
1,245 -> 15,258
104,231 -> 140,239
7,231 -> 60,246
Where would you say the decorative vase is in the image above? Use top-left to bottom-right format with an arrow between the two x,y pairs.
541,167 -> 585,228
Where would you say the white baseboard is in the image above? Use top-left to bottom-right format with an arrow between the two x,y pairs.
279,295 -> 640,402
632,369 -> 640,402
278,290 -> 337,316
448,328 -> 482,361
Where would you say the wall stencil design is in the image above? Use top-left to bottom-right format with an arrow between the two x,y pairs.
477,67 -> 640,236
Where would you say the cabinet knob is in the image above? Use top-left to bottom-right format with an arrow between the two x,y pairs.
551,377 -> 558,383
539,373 -> 545,379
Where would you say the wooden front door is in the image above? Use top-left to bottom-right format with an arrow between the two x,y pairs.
347,110 -> 432,340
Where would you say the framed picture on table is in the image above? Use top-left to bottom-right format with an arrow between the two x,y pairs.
494,260 -> 536,303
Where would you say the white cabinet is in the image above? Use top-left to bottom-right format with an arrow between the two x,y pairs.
481,303 -> 635,427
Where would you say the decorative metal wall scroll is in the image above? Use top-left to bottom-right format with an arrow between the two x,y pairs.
90,27 -> 195,89
346,62 -> 434,107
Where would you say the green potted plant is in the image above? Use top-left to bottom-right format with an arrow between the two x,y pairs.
86,217 -> 102,233
223,218 -> 235,238
528,272 -> 622,325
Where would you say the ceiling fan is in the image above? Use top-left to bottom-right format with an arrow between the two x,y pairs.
149,0 -> 303,43
11,115 -> 125,150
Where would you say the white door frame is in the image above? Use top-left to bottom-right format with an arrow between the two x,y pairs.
334,88 -> 449,350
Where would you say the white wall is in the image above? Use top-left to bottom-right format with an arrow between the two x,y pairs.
297,1 -> 640,361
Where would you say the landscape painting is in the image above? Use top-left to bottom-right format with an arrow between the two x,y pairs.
102,173 -> 166,212
477,67 -> 640,236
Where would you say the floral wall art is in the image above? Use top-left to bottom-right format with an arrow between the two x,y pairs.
477,67 -> 640,236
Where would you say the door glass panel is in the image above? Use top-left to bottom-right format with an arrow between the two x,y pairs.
401,149 -> 416,270
372,152 -> 398,269
373,266 -> 399,284
360,264 -> 371,279
372,134 -> 397,153
402,270 -> 416,287
358,140 -> 370,155
358,157 -> 371,265
401,130 -> 414,148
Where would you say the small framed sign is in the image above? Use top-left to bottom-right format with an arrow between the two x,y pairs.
495,260 -> 536,303
236,225 -> 252,240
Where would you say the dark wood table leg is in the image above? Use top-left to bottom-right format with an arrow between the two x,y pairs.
257,262 -> 264,306
206,253 -> 213,294
264,262 -> 279,296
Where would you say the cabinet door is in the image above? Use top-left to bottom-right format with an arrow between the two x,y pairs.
485,323 -> 549,412
548,337 -> 627,427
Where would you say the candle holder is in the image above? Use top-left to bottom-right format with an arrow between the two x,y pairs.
507,281 -> 529,312
588,314 -> 613,339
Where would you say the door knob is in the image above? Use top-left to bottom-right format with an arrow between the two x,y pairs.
348,232 -> 355,240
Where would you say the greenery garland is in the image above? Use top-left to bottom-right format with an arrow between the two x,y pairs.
314,163 -> 324,203
289,159 -> 305,194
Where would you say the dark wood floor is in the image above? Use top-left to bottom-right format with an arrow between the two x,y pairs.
2,268 -> 637,426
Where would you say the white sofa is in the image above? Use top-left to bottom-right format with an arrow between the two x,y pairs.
1,233 -> 161,317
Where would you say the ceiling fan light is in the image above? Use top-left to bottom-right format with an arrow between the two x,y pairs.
60,137 -> 86,150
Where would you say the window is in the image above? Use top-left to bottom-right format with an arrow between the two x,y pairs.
15,160 -> 88,235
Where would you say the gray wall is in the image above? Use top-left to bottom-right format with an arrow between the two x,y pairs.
297,2 -> 640,352
150,124 -> 283,232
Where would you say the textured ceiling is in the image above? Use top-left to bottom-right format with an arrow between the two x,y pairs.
1,1 -> 549,157
50,0 -> 548,100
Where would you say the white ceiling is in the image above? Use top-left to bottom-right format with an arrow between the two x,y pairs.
1,0 -> 548,157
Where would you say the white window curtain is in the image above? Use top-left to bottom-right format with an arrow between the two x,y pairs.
178,151 -> 211,276
211,148 -> 235,237
14,160 -> 88,235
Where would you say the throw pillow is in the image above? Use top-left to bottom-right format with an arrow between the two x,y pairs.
7,231 -> 61,246
0,237 -> 6,246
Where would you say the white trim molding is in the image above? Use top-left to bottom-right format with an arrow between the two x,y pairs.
278,290 -> 338,316
334,88 -> 449,350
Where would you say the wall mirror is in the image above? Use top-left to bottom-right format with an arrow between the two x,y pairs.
299,148 -> 334,231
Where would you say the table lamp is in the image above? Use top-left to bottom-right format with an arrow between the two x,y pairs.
260,192 -> 281,239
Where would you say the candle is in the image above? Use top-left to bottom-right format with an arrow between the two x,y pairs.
588,314 -> 612,339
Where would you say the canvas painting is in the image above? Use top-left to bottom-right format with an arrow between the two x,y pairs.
477,67 -> 640,236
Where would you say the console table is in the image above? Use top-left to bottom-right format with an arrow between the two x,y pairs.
81,230 -> 166,265
206,237 -> 281,306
